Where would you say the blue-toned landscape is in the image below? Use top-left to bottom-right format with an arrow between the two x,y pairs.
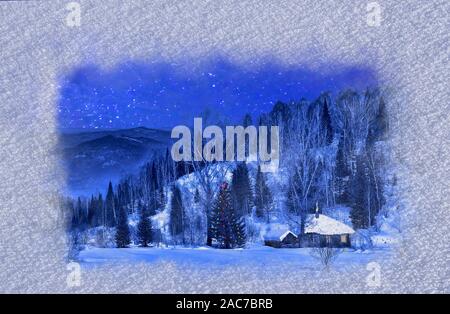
58,59 -> 400,268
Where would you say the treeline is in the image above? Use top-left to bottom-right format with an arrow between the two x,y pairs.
65,88 -> 389,250
66,149 -> 193,231
275,89 -> 388,232
65,160 -> 268,250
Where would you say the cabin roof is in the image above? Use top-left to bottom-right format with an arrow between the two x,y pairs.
264,229 -> 298,241
305,214 -> 355,235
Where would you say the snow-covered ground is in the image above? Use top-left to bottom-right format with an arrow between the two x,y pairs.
78,245 -> 393,271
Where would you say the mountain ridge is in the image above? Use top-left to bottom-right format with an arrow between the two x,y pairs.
60,127 -> 172,196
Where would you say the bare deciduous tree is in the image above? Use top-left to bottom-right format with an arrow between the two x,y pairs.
189,112 -> 232,246
283,100 -> 328,243
311,247 -> 342,270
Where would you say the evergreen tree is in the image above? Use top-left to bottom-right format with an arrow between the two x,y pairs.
231,162 -> 253,217
210,182 -> 246,248
170,185 -> 184,243
270,101 -> 291,124
242,114 -> 253,157
243,113 -> 252,127
321,96 -> 333,145
254,166 -> 273,221
286,171 -> 301,214
67,200 -> 76,231
149,161 -> 160,215
191,188 -> 205,245
122,180 -> 131,210
87,195 -> 97,227
335,139 -> 351,204
232,215 -> 246,248
75,197 -> 88,229
137,206 -> 152,247
157,187 -> 166,213
98,193 -> 104,226
74,197 -> 82,227
116,183 -> 124,211
105,181 -> 116,227
115,206 -> 131,248
349,156 -> 370,229
368,96 -> 389,144
194,188 -> 201,204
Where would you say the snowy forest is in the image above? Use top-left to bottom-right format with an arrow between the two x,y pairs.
62,88 -> 399,257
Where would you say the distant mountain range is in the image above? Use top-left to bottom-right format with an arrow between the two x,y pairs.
59,127 -> 172,196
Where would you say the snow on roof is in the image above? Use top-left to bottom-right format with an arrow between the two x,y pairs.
305,214 -> 355,235
264,229 -> 297,241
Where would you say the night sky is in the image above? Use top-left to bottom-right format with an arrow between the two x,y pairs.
58,58 -> 377,130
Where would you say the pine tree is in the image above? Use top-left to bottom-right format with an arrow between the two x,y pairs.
98,193 -> 104,227
243,113 -> 252,128
115,206 -> 131,248
349,156 -> 370,229
105,181 -> 116,227
270,101 -> 291,124
158,187 -> 166,213
286,171 -> 301,214
116,183 -> 124,211
74,197 -> 82,227
151,162 -> 159,207
122,180 -> 131,211
243,114 -> 253,157
170,185 -> 184,243
194,188 -> 201,204
191,188 -> 204,245
137,206 -> 152,247
254,165 -> 273,221
368,96 -> 388,144
335,139 -> 351,204
231,162 -> 253,217
87,195 -> 97,227
321,96 -> 333,145
210,182 -> 246,248
67,200 -> 76,231
232,215 -> 247,248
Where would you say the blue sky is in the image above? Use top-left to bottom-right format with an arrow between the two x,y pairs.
58,58 -> 377,130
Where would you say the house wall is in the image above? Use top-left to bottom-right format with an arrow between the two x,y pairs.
265,234 -> 351,248
302,233 -> 351,248
264,234 -> 299,248
282,233 -> 298,245
264,240 -> 282,248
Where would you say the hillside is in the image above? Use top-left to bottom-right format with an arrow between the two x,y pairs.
59,127 -> 171,196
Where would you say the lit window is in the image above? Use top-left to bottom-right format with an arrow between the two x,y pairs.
341,235 -> 347,243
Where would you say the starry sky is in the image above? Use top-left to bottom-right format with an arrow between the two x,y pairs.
57,58 -> 377,130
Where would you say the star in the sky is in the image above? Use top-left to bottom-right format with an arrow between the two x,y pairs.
58,60 -> 377,130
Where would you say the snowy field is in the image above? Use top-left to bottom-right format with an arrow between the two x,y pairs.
78,246 -> 392,271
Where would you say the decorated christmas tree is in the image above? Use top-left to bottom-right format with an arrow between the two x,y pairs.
210,182 -> 246,249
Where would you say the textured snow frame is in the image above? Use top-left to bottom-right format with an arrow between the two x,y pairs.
0,0 -> 448,293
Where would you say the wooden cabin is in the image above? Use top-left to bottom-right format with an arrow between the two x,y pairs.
264,230 -> 298,248
263,210 -> 355,249
301,212 -> 355,248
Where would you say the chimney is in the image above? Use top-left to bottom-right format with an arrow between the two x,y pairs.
315,202 -> 319,219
